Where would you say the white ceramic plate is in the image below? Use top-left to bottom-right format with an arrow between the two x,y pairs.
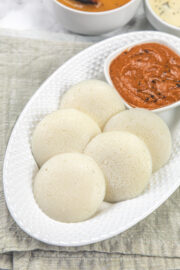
3,31 -> 180,247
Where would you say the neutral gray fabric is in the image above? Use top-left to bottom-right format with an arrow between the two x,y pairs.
0,32 -> 180,269
0,254 -> 12,270
12,251 -> 180,270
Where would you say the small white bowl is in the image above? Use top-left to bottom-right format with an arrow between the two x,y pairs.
144,0 -> 180,37
44,0 -> 141,35
104,38 -> 180,113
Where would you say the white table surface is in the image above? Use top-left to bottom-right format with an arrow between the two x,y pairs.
0,0 -> 154,42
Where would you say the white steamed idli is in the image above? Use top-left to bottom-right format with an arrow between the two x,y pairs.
32,109 -> 101,167
104,108 -> 172,172
33,153 -> 106,223
84,131 -> 152,203
60,80 -> 125,129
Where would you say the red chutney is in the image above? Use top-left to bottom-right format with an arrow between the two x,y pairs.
109,43 -> 180,109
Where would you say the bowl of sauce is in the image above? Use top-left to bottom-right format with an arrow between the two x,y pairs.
144,0 -> 180,37
104,40 -> 180,112
44,0 -> 141,35
55,0 -> 131,12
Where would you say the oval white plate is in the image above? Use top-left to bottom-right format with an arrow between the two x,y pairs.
3,31 -> 180,247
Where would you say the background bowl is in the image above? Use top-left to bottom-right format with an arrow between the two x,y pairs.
144,0 -> 180,37
44,0 -> 141,35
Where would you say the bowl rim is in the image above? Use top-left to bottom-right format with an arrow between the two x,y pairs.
53,0 -> 139,15
144,0 -> 180,32
104,38 -> 180,113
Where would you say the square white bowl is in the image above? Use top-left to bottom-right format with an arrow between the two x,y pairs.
104,38 -> 180,113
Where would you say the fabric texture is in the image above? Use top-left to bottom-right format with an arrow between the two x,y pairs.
0,32 -> 180,269
0,254 -> 12,270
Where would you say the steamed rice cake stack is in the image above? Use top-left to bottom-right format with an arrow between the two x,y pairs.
32,80 -> 172,223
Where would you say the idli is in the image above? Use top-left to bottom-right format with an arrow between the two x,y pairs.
32,109 -> 100,166
84,132 -> 152,202
104,108 -> 172,172
60,80 -> 125,129
33,153 -> 106,223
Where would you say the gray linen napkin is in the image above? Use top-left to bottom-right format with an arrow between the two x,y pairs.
0,33 -> 180,270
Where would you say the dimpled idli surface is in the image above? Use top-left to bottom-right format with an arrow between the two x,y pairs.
60,80 -> 125,129
84,132 -> 152,202
33,153 -> 106,223
32,109 -> 101,167
104,109 -> 172,172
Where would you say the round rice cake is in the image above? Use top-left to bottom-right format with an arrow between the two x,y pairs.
60,80 -> 125,129
32,109 -> 100,166
104,108 -> 172,172
33,153 -> 106,223
84,131 -> 152,202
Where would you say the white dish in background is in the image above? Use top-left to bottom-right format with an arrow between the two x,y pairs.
144,0 -> 180,37
104,38 -> 180,113
43,0 -> 141,35
3,31 -> 180,247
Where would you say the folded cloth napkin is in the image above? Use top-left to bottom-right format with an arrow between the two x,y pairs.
0,32 -> 180,270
